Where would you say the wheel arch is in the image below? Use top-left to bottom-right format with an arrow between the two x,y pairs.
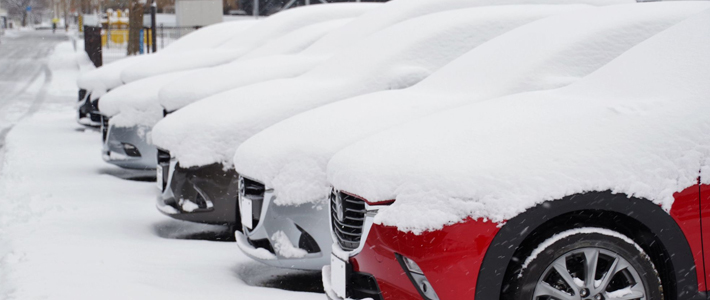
474,190 -> 704,300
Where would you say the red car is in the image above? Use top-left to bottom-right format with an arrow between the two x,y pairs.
326,189 -> 704,300
323,8 -> 710,300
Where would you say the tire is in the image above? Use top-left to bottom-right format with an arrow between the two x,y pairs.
508,227 -> 663,300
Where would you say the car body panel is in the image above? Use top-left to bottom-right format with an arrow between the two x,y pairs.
242,193 -> 331,270
102,123 -> 157,170
156,162 -> 240,224
329,189 -> 707,300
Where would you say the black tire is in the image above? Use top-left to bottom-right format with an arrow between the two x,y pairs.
507,228 -> 663,300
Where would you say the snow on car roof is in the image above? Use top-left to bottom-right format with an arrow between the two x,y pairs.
103,17 -> 353,127
158,18 -> 354,112
151,4 -> 591,168
76,20 -> 258,98
158,54 -> 327,112
233,1 -> 708,207
156,0 -> 548,114
98,70 -> 193,128
157,0 -> 632,114
119,3 -> 379,84
159,20 -> 259,54
326,9 -> 710,234
300,0 -> 633,56
239,18 -> 354,60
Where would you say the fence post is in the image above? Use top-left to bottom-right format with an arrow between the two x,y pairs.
84,25 -> 103,67
150,0 -> 157,53
139,28 -> 144,54
160,23 -> 164,50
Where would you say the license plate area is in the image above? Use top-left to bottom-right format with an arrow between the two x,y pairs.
331,254 -> 347,298
156,165 -> 163,190
240,197 -> 253,229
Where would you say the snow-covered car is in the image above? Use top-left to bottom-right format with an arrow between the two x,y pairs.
323,9 -> 710,300
152,0 -> 611,229
98,71 -> 192,169
98,18 -> 356,170
118,3 -> 380,84
156,0 -> 622,112
78,3 -> 376,127
233,0 -> 705,276
76,20 -> 259,126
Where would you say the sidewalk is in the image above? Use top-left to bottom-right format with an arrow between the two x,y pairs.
0,39 -> 323,299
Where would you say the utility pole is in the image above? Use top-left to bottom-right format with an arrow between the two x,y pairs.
252,0 -> 257,18
150,0 -> 156,52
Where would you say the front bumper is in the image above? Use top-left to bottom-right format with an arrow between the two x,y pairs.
326,214 -> 501,300
156,162 -> 240,225
77,91 -> 101,127
101,122 -> 157,170
239,185 -> 331,270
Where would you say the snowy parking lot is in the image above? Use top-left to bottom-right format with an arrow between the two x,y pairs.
0,31 -> 324,299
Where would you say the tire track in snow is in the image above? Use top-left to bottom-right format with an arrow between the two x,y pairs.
0,65 -> 52,158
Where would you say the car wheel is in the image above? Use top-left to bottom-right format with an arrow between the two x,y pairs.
509,227 -> 663,300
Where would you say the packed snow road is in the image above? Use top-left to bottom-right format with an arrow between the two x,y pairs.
0,31 -> 67,154
0,38 -> 324,299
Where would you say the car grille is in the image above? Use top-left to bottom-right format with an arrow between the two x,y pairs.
241,177 -> 265,228
331,191 -> 366,252
101,115 -> 109,142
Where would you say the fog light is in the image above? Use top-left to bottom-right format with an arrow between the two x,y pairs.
122,143 -> 141,157
398,255 -> 440,300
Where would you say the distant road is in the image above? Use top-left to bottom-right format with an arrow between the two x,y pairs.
0,30 -> 66,151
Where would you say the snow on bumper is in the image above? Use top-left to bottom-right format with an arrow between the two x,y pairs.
235,231 -> 277,261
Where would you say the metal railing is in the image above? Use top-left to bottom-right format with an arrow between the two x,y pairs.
155,24 -> 201,50
100,25 -> 201,52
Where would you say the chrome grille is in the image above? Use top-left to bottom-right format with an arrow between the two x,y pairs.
331,191 -> 366,252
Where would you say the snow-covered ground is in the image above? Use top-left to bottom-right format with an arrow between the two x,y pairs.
0,35 -> 324,299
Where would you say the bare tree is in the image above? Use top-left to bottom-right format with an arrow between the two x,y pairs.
1,0 -> 50,26
126,0 -> 143,55
3,0 -> 32,26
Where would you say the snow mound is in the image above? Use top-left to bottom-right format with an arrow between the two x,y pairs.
120,49 -> 244,84
271,231 -> 308,258
156,0 -> 539,113
104,17 -> 352,129
158,0 -> 632,112
120,3 -> 379,83
159,54 -> 327,112
77,55 -> 149,100
153,4 -> 587,168
158,17 -> 354,112
240,18 -> 354,60
99,71 -> 192,128
327,9 -> 710,234
301,0 -> 632,56
76,20 -> 257,97
234,1 -> 707,207
159,20 -> 259,54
